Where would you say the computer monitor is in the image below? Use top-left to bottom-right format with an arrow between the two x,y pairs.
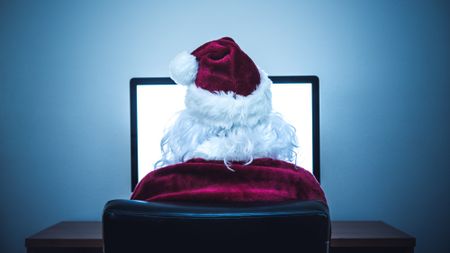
130,76 -> 320,191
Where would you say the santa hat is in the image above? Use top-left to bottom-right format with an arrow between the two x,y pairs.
169,37 -> 272,129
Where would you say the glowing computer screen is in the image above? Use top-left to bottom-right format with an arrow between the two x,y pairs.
130,76 -> 319,190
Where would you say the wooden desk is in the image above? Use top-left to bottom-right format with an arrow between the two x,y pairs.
26,221 -> 415,253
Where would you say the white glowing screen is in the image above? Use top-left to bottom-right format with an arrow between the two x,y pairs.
136,83 -> 313,181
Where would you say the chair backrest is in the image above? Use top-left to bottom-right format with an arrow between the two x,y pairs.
103,199 -> 330,253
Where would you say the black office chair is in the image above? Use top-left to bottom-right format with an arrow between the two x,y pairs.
103,199 -> 330,253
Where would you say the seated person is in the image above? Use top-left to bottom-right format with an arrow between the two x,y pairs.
131,37 -> 326,204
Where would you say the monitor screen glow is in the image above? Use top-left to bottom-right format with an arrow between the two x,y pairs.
132,77 -> 319,190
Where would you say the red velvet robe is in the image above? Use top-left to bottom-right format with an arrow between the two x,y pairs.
131,158 -> 326,204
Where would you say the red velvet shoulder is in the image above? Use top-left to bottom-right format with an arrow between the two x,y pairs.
131,158 -> 326,204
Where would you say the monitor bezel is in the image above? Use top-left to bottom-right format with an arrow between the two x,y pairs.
130,76 -> 320,191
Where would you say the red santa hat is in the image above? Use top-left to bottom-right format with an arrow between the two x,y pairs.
169,37 -> 272,129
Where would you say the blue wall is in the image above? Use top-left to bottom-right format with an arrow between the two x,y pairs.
1,1 -> 449,252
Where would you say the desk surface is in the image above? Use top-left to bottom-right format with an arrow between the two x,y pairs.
26,221 -> 415,249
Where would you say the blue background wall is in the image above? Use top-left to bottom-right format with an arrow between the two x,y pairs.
1,0 -> 449,252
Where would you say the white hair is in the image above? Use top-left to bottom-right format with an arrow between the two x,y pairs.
155,110 -> 298,170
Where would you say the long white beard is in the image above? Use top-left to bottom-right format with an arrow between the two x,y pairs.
155,110 -> 298,169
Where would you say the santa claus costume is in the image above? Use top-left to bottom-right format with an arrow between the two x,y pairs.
131,37 -> 326,204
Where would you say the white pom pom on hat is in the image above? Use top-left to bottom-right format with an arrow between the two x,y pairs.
169,51 -> 198,86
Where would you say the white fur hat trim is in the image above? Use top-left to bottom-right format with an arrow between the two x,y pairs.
184,68 -> 272,129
